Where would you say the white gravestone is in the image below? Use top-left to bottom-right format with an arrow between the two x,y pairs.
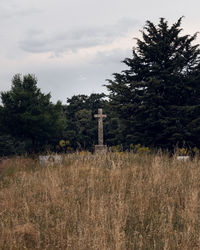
39,155 -> 63,165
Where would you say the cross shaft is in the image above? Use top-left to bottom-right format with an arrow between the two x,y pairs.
94,108 -> 107,145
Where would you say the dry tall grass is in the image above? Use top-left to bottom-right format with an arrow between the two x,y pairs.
0,152 -> 200,249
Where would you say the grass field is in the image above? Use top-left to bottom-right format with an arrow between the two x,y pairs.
0,152 -> 200,249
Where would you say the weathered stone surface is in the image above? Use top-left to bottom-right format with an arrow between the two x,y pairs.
177,156 -> 189,161
94,145 -> 107,154
94,108 -> 107,154
39,155 -> 63,165
94,108 -> 107,146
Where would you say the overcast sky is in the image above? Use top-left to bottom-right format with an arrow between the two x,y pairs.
0,0 -> 200,103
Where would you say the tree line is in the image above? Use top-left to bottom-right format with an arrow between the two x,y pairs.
1,17 -> 200,156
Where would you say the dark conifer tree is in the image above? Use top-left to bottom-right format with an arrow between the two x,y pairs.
106,17 -> 200,149
0,74 -> 66,153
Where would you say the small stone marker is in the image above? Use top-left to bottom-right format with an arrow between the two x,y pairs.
39,155 -> 63,165
94,108 -> 107,153
177,156 -> 189,161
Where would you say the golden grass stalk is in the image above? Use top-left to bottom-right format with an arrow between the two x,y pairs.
0,152 -> 200,249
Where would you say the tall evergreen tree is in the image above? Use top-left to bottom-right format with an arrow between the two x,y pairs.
106,17 -> 200,149
0,74 -> 66,153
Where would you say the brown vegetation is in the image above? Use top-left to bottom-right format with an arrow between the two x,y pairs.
0,152 -> 200,249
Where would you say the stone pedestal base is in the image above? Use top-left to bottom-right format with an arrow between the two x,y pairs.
94,145 -> 107,154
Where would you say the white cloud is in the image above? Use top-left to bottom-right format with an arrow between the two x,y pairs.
0,1 -> 41,19
19,18 -> 138,55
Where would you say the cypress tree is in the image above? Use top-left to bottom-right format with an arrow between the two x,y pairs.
106,17 -> 200,149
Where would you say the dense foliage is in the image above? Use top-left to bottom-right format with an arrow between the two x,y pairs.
0,74 -> 66,155
106,17 -> 200,149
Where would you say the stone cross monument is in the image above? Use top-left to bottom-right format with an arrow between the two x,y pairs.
94,108 -> 107,153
